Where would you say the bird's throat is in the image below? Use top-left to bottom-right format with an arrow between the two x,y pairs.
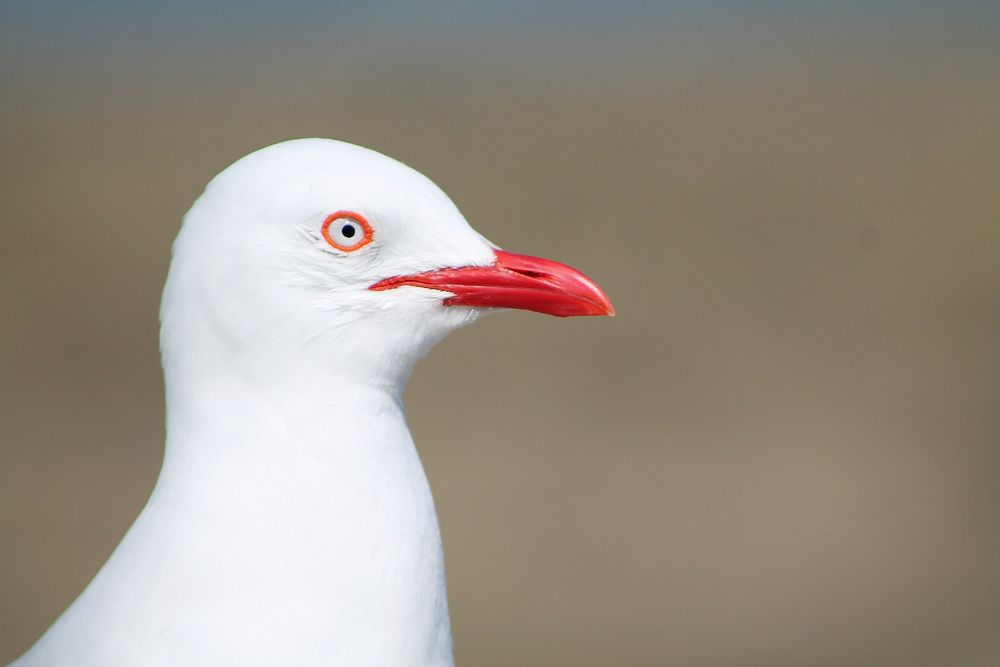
53,363 -> 457,664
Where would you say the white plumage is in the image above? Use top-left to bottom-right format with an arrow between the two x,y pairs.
13,139 -> 612,666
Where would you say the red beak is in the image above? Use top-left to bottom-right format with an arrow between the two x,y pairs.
370,249 -> 614,317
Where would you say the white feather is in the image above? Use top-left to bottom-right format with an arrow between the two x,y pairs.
14,139 -> 500,666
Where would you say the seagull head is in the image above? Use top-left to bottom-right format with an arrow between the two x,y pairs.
161,138 -> 613,390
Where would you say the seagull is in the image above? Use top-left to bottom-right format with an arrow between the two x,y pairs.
12,138 -> 613,667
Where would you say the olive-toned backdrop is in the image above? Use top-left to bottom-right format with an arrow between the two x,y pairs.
2,4 -> 999,665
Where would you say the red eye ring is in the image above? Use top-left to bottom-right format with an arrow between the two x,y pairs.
321,211 -> 374,252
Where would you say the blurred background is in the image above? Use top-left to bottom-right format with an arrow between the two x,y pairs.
2,2 -> 999,665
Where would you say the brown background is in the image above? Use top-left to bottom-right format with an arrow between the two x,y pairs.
2,4 -> 999,666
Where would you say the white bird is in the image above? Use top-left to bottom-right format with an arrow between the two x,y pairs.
12,138 -> 613,667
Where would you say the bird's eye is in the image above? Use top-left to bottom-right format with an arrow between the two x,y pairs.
321,211 -> 374,252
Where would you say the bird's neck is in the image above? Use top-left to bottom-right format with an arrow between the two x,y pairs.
161,357 -> 412,472
128,352 -> 455,663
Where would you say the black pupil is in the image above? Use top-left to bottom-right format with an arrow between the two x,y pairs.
341,223 -> 356,239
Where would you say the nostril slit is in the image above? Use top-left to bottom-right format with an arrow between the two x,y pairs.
514,269 -> 547,279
